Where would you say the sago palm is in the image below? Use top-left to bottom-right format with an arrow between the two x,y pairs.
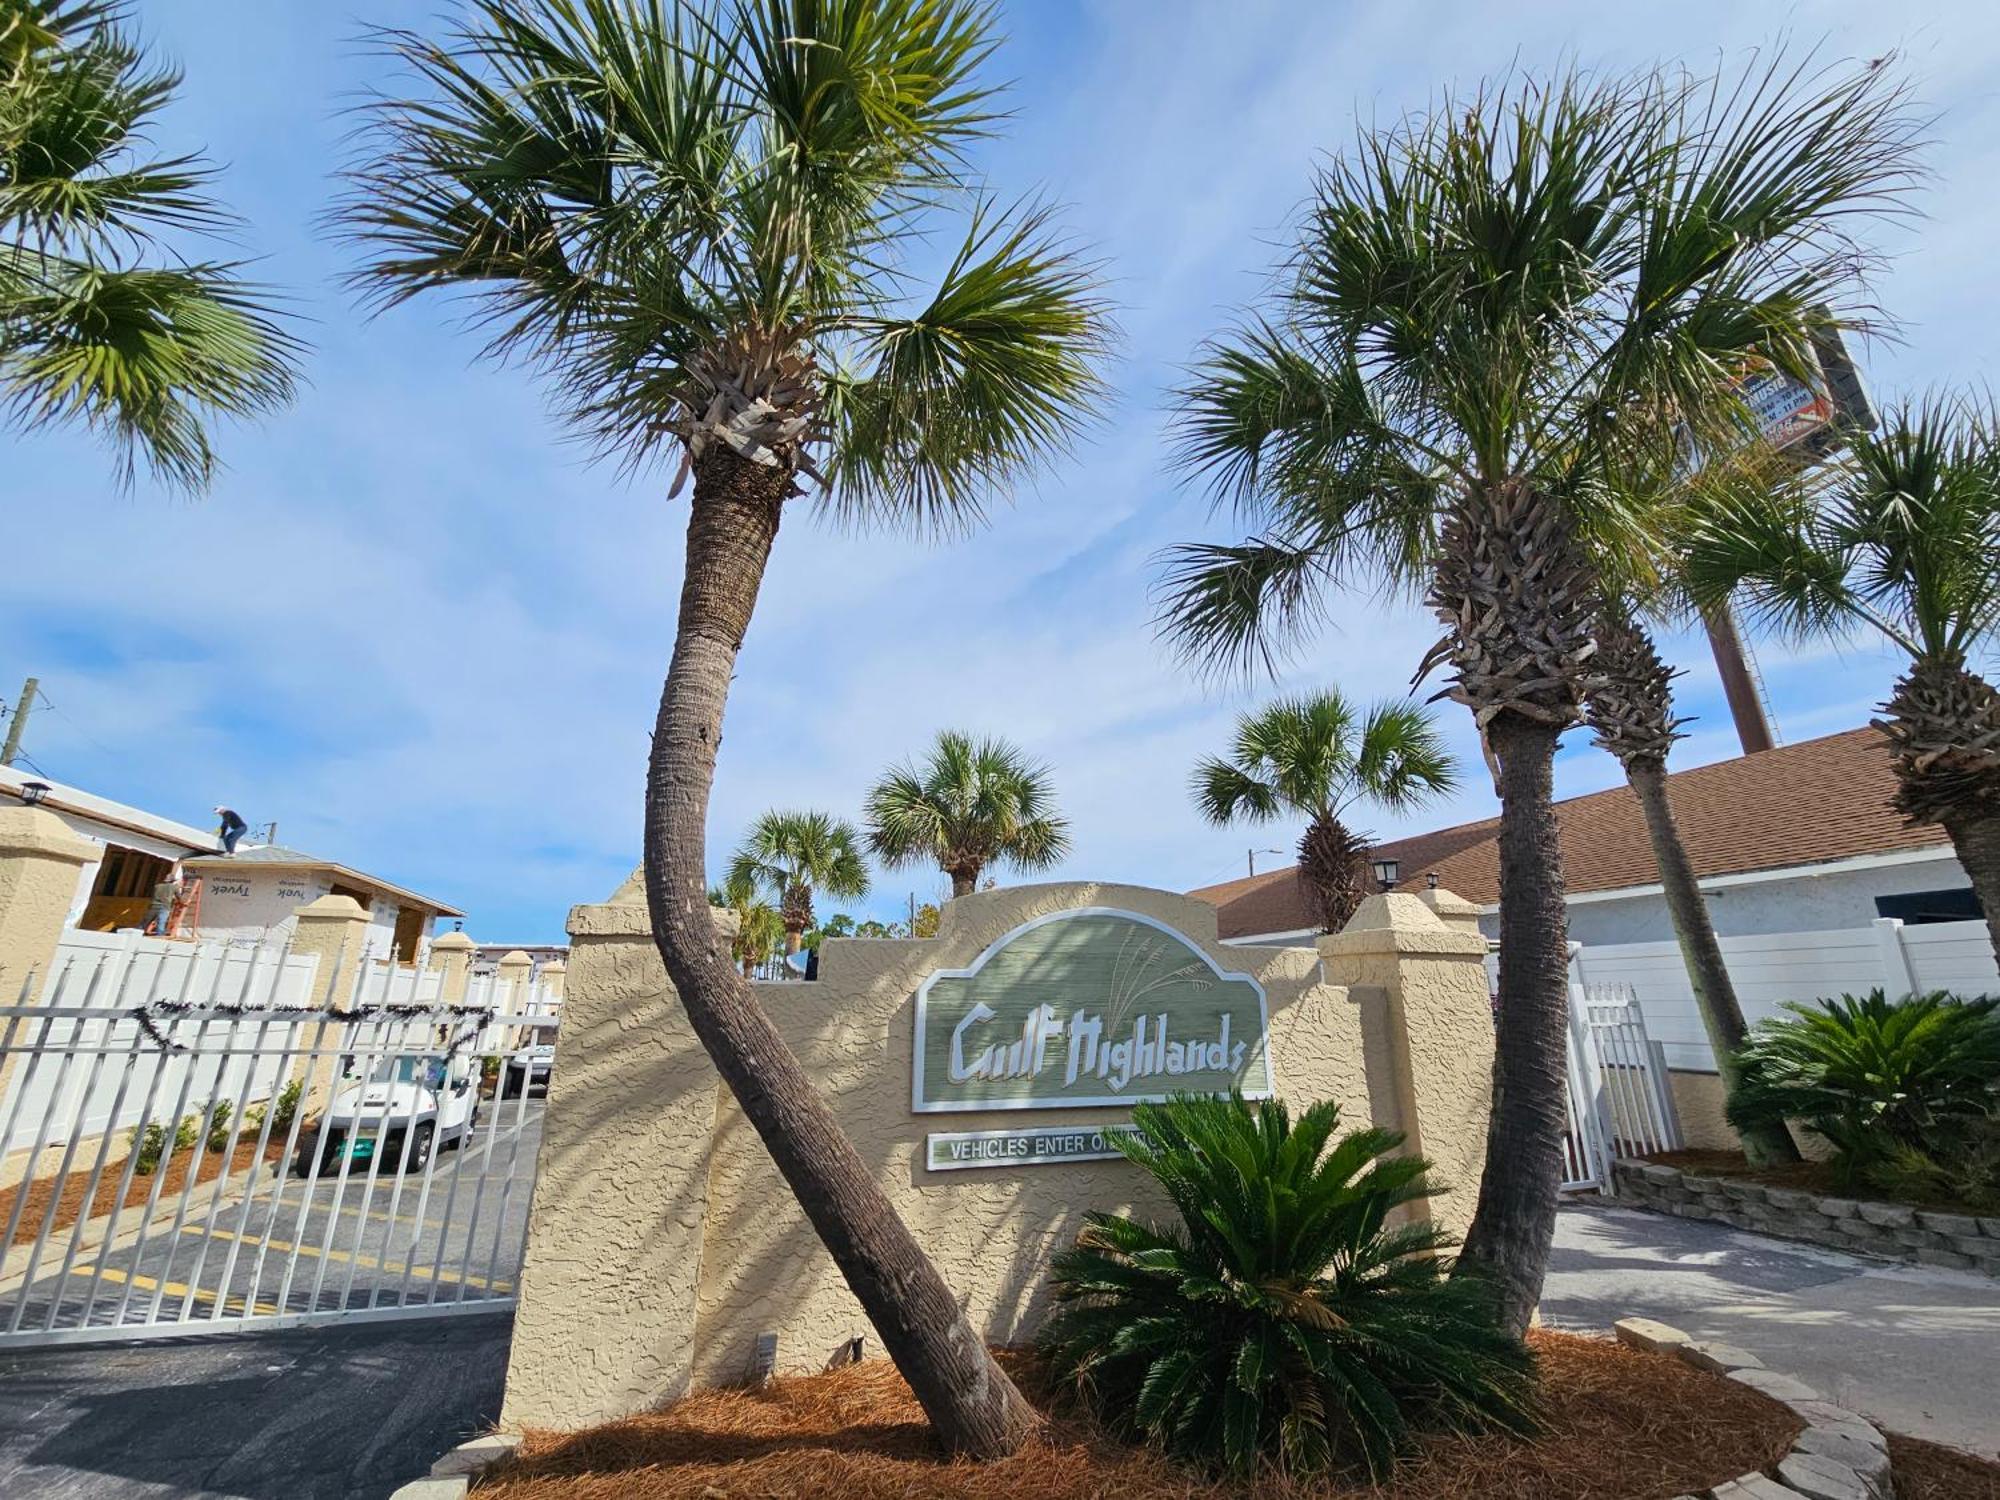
1040,1094 -> 1535,1480
1192,691 -> 1454,933
1584,599 -> 1800,1163
726,808 -> 869,954
864,729 -> 1068,897
341,0 -> 1109,1454
1155,56 -> 1921,1333
2,0 -> 300,489
1684,396 -> 2000,965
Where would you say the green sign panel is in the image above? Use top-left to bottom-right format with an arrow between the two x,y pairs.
911,908 -> 1272,1113
926,1124 -> 1143,1171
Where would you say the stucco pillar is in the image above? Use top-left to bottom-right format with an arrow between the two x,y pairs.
287,895 -> 372,1109
1318,891 -> 1495,1243
501,878 -> 734,1433
427,929 -> 475,1006
0,807 -> 97,1188
536,958 -> 565,1002
1417,884 -> 1487,937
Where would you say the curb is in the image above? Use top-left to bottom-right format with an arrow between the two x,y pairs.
1615,1318 -> 1893,1500
389,1433 -> 521,1499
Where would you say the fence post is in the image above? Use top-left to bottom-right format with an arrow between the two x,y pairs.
287,896 -> 371,1110
1872,917 -> 1919,999
428,929 -> 475,1006
537,959 -> 565,1003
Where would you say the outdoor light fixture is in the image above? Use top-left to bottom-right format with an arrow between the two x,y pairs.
1427,871 -> 1440,890
18,781 -> 51,808
1371,857 -> 1400,890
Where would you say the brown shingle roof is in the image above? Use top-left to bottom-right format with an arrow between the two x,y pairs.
1190,726 -> 1950,939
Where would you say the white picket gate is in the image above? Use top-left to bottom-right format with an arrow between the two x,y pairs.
1557,960 -> 1681,1194
0,938 -> 558,1348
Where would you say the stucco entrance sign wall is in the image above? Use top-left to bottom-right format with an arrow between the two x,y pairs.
911,907 -> 1272,1112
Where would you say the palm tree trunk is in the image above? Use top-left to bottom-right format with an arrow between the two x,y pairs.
949,868 -> 977,899
1626,760 -> 1800,1165
642,449 -> 1036,1458
1941,812 -> 2000,964
1457,714 -> 1571,1339
1297,812 -> 1368,933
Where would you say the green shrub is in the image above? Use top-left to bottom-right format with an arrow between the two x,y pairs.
1730,991 -> 2000,1184
130,1111 -> 201,1175
269,1078 -> 303,1135
1037,1094 -> 1536,1480
202,1100 -> 233,1154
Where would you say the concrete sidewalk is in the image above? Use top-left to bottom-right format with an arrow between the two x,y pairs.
1544,1200 -> 2000,1458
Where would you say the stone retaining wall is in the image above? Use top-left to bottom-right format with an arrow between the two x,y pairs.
1614,1159 -> 2000,1279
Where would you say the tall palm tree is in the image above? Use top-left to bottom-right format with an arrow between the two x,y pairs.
864,730 -> 1069,897
340,0 -> 1107,1452
727,809 -> 870,954
1155,57 -> 1920,1334
2,1 -> 300,489
1192,692 -> 1455,933
1684,396 -> 2000,965
1583,599 -> 1799,1163
710,878 -> 784,976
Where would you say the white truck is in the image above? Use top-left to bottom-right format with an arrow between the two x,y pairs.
295,1052 -> 479,1177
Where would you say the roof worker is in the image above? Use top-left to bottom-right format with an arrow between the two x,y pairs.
214,805 -> 248,855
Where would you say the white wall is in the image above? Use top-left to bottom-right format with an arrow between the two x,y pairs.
1472,848 -> 1970,946
192,867 -> 329,944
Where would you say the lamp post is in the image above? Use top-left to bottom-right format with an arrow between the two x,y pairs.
18,780 -> 51,808
1370,856 -> 1400,892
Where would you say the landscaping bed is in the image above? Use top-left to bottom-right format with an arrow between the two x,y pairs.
470,1331 -> 1802,1500
1,1136 -> 288,1248
1617,1153 -> 2000,1277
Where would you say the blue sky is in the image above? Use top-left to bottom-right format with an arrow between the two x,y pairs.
7,1 -> 2000,945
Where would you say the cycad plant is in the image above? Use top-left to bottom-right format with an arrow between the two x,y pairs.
1192,691 -> 1455,933
1040,1094 -> 1535,1481
1584,600 -> 1799,1164
1155,56 -> 1920,1332
727,810 -> 869,954
864,730 -> 1069,898
1729,991 -> 2000,1185
2,1 -> 300,489
1683,397 -> 2000,965
341,0 -> 1109,1453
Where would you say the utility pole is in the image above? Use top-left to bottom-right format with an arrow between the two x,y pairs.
0,677 -> 38,768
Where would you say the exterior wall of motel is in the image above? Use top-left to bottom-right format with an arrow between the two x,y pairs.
1471,848 -> 1969,947
501,880 -> 1499,1433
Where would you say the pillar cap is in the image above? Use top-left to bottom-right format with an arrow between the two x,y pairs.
1319,892 -> 1489,958
430,930 -> 475,953
538,958 -> 566,973
296,893 -> 368,923
496,949 -> 533,968
0,805 -> 96,866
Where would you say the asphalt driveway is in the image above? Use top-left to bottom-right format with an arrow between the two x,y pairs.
1543,1199 -> 2000,1457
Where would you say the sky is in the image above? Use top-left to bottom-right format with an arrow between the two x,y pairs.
6,0 -> 2000,945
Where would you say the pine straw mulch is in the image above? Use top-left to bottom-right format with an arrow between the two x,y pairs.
1888,1433 -> 2000,1500
1,1137 -> 287,1247
473,1330 -> 1800,1500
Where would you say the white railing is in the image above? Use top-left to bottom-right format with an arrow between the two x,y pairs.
0,953 -> 555,1347
1571,915 -> 1998,1072
0,933 -> 321,1151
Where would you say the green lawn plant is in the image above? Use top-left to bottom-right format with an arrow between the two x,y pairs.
1730,990 -> 2000,1203
1040,1093 -> 1535,1481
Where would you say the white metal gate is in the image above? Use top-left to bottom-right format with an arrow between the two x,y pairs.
0,941 -> 558,1348
1559,965 -> 1681,1194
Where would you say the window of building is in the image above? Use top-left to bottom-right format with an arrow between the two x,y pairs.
79,845 -> 172,931
1874,887 -> 1983,925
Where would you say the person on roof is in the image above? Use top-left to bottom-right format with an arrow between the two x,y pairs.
214,805 -> 248,855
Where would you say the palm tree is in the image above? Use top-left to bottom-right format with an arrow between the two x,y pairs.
2,1 -> 300,489
864,730 -> 1069,897
727,809 -> 870,954
710,879 -> 784,976
340,2 -> 1107,1452
1192,692 -> 1455,933
1683,396 -> 2000,965
1583,599 -> 1799,1163
1155,57 -> 1920,1334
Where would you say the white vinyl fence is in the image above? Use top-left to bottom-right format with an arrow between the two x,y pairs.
0,933 -> 322,1150
1571,915 -> 1999,1073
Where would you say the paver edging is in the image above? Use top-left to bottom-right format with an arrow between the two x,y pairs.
1611,1159 -> 2000,1281
1614,1317 -> 1895,1499
388,1432 -> 522,1498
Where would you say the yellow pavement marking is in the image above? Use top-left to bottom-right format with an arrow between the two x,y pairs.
68,1262 -> 280,1317
174,1224 -> 513,1294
